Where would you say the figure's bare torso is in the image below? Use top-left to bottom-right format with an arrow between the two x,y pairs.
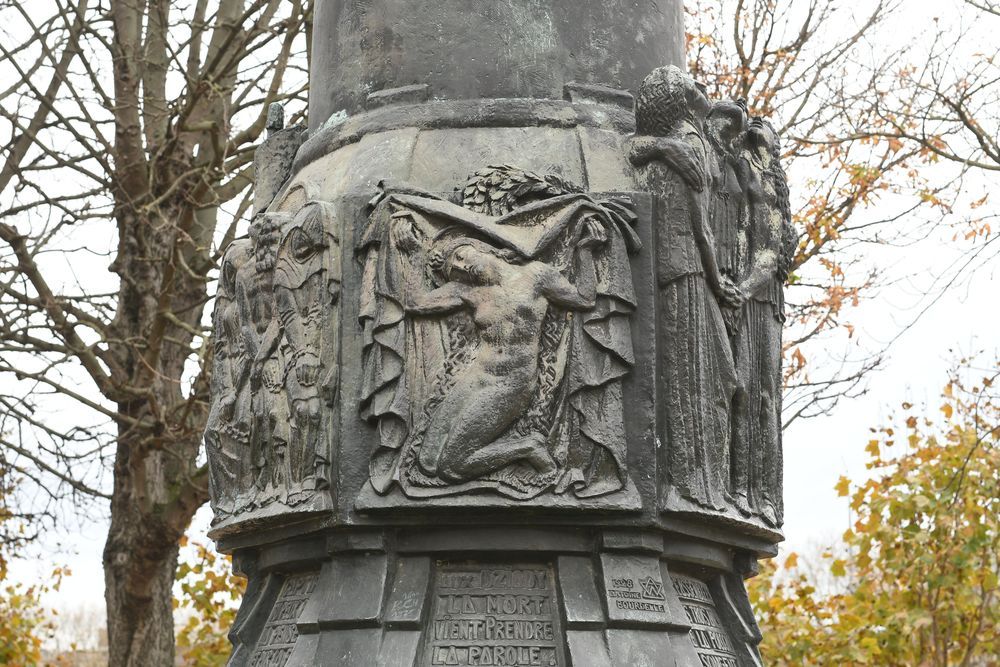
459,263 -> 547,376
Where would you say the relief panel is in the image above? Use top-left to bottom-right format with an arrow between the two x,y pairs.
357,166 -> 642,504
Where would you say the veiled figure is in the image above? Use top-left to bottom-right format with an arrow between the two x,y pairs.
358,168 -> 641,500
272,201 -> 340,499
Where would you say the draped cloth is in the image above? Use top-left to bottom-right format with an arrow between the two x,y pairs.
638,147 -> 738,513
357,188 -> 640,500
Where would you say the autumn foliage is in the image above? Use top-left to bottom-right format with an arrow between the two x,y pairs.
0,473 -> 66,666
750,362 -> 999,665
174,538 -> 247,667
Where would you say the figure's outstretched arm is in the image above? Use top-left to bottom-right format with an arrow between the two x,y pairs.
541,259 -> 595,310
405,282 -> 466,315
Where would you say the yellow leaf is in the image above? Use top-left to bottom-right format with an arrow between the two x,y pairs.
831,559 -> 847,577
866,439 -> 880,457
785,552 -> 799,570
835,476 -> 851,497
940,403 -> 953,419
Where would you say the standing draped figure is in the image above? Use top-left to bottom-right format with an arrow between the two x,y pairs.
733,117 -> 794,527
628,66 -> 740,513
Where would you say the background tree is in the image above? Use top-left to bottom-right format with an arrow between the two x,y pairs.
0,1 -> 309,664
0,0 -> 996,665
750,358 -> 999,665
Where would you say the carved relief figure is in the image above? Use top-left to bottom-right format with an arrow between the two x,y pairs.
241,213 -> 292,503
730,117 -> 792,527
628,66 -> 740,513
271,202 -> 341,500
358,166 -> 641,500
704,99 -> 758,517
404,221 -> 609,483
206,199 -> 341,522
205,239 -> 253,514
705,99 -> 750,335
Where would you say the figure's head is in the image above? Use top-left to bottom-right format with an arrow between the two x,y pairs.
428,235 -> 517,286
286,203 -> 330,262
745,117 -> 781,165
446,244 -> 496,284
635,65 -> 711,136
707,100 -> 748,152
747,117 -> 791,238
220,239 -> 252,297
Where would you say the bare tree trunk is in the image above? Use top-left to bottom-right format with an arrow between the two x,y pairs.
103,428 -> 205,666
101,196 -> 211,665
104,476 -> 181,667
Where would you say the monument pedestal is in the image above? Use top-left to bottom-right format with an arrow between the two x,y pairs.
223,525 -> 768,667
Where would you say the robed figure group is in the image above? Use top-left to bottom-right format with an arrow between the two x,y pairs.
205,200 -> 341,520
630,65 -> 794,528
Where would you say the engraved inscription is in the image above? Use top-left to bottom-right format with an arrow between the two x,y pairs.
248,571 -> 318,667
672,574 -> 713,604
672,574 -> 737,667
606,573 -> 667,614
600,554 -> 671,624
425,563 -> 561,666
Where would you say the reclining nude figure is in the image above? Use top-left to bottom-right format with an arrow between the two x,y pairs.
397,216 -> 607,484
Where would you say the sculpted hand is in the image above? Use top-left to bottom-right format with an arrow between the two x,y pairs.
390,217 -> 421,254
577,217 -> 608,249
219,391 -> 236,421
658,138 -> 707,191
717,276 -> 745,310
295,351 -> 321,387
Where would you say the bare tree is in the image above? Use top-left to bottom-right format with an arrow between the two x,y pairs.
686,0 -> 999,423
0,1 -> 309,664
